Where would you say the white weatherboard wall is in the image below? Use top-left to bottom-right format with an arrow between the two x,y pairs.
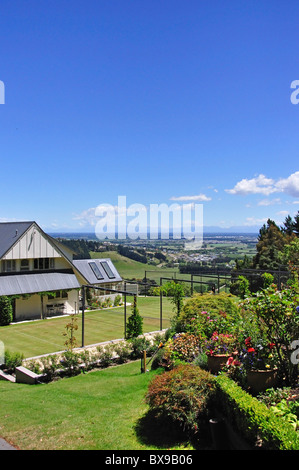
15,294 -> 42,320
15,290 -> 80,321
2,224 -> 61,260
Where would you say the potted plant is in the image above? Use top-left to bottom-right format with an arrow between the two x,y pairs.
205,331 -> 237,373
239,336 -> 278,393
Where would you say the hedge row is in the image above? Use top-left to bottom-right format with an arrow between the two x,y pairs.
215,374 -> 299,450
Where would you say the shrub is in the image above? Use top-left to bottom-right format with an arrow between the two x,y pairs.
97,344 -> 115,368
113,295 -> 122,307
162,333 -> 201,369
177,292 -> 240,338
129,336 -> 152,359
215,374 -> 299,450
3,350 -> 24,373
240,282 -> 299,386
146,364 -> 217,435
126,298 -> 143,339
113,341 -> 132,363
0,296 -> 13,326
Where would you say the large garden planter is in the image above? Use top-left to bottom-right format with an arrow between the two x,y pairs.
246,369 -> 278,394
207,354 -> 228,374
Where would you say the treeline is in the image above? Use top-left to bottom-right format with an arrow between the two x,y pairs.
237,211 -> 299,272
179,264 -> 231,275
56,238 -> 116,259
117,245 -> 148,263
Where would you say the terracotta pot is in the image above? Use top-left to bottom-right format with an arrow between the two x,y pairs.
207,354 -> 229,374
246,369 -> 278,394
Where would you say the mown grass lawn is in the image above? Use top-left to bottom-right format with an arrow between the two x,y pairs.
0,296 -> 174,359
0,361 -> 201,451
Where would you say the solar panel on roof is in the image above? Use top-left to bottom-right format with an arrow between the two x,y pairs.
100,261 -> 115,279
89,262 -> 104,280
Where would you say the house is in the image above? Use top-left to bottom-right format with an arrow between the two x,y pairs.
0,221 -> 122,321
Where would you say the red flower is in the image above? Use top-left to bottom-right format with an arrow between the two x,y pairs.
269,342 -> 275,350
247,347 -> 255,353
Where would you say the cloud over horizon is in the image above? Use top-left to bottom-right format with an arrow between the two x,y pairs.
226,172 -> 299,197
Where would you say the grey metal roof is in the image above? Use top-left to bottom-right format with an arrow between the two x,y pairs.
0,221 -> 34,258
72,258 -> 122,285
0,272 -> 80,296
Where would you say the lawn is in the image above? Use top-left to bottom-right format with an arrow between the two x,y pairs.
0,296 -> 174,358
0,361 -> 198,450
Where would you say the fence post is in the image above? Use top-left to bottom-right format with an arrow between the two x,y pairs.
81,286 -> 85,347
160,277 -> 163,331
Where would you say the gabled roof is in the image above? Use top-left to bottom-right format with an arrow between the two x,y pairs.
72,258 -> 122,285
0,222 -> 35,258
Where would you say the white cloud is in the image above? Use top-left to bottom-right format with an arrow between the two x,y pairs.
276,210 -> 289,218
275,171 -> 299,197
170,194 -> 211,202
225,174 -> 277,196
244,217 -> 268,226
257,198 -> 281,206
73,207 -> 98,226
226,171 -> 299,198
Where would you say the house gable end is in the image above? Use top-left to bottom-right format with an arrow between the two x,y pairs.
2,223 -> 64,261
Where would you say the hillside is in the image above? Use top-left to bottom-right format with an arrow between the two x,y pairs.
89,251 -> 179,281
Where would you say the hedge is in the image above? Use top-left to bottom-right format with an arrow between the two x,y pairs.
215,374 -> 299,450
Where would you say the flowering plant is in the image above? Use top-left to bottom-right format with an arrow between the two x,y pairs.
205,331 -> 237,356
239,336 -> 278,371
162,333 -> 201,369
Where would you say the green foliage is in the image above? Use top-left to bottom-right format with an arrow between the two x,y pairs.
153,281 -> 188,318
0,296 -> 13,326
97,344 -> 115,368
113,295 -> 122,307
146,364 -> 217,435
215,374 -> 299,449
178,292 -> 240,339
126,297 -> 143,339
253,218 -> 293,271
230,275 -> 250,299
240,281 -> 299,386
3,350 -> 24,373
161,333 -> 201,369
62,314 -> 78,351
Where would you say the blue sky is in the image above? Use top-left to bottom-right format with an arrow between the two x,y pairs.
0,0 -> 298,234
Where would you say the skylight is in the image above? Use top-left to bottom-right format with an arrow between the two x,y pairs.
100,261 -> 115,279
88,262 -> 104,280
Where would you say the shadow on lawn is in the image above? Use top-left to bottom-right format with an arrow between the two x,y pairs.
134,410 -> 213,450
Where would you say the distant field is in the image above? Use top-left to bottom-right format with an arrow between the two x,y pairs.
90,250 -> 197,285
90,250 -> 183,282
0,296 -> 174,358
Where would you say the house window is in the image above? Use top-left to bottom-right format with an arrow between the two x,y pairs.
100,261 -> 116,279
34,258 -> 55,270
47,291 -> 68,301
2,260 -> 16,272
20,259 -> 30,271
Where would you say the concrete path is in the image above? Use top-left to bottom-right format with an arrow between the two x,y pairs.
0,438 -> 17,450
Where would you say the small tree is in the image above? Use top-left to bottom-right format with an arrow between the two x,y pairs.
126,297 -> 143,339
0,296 -> 13,326
63,314 -> 78,351
159,281 -> 186,318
